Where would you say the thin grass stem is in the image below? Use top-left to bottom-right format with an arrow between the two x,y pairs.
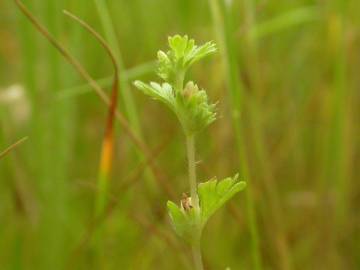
56,61 -> 156,100
0,137 -> 28,160
94,0 -> 141,135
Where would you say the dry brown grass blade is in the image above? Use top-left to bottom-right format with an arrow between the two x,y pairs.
0,137 -> 28,160
13,0 -> 175,198
63,11 -> 119,176
63,10 -> 119,215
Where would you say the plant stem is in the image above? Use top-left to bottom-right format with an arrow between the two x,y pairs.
186,135 -> 199,210
192,239 -> 204,270
186,135 -> 204,270
175,69 -> 185,94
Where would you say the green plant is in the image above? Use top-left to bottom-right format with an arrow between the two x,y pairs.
134,35 -> 246,270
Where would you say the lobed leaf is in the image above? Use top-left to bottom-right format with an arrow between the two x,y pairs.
157,50 -> 173,81
157,35 -> 217,81
167,174 -> 246,243
185,41 -> 217,67
133,80 -> 175,109
198,174 -> 246,226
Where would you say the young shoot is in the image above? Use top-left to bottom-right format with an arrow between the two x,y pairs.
134,35 -> 246,270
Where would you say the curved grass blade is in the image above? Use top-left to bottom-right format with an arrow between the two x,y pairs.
62,10 -> 119,215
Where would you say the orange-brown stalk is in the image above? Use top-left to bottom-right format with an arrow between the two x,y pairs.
62,11 -> 120,268
62,10 -> 119,214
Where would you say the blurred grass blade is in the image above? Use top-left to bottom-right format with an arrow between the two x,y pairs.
208,0 -> 262,269
320,6 -> 349,268
250,6 -> 320,39
14,0 -> 71,269
56,60 -> 156,100
243,0 -> 294,269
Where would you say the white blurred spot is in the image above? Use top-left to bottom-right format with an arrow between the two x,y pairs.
0,84 -> 24,102
0,84 -> 30,126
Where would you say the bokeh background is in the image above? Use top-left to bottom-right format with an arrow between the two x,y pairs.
0,0 -> 359,269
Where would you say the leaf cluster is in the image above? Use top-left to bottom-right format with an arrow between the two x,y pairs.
167,175 -> 246,243
134,35 -> 217,135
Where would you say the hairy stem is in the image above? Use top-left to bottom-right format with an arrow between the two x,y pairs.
192,239 -> 204,270
175,69 -> 185,94
186,135 -> 203,269
186,135 -> 199,210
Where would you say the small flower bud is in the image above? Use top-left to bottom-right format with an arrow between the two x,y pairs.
183,81 -> 198,99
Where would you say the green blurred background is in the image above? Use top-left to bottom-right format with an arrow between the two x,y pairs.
0,0 -> 359,269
